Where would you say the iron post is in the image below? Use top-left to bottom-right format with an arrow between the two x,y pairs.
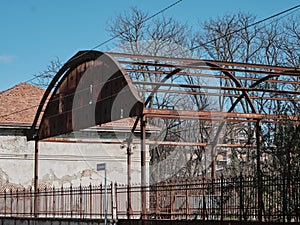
127,140 -> 133,219
34,139 -> 39,217
256,119 -> 263,222
140,115 -> 147,219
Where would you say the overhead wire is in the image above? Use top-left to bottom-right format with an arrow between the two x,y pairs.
0,3 -> 299,163
190,3 -> 300,51
0,0 -> 183,122
0,3 -> 299,122
21,0 -> 183,85
18,2 -> 300,86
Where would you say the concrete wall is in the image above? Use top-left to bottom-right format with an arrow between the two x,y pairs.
0,127 -> 149,188
0,217 -> 106,225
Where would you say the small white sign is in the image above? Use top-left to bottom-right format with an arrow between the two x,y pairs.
97,163 -> 106,171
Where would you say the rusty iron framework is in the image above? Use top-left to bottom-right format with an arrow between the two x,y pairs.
28,50 -> 300,220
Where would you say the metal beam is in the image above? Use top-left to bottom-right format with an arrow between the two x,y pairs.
143,108 -> 300,121
108,52 -> 299,72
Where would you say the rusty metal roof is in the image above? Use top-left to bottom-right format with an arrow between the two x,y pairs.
27,50 -> 300,141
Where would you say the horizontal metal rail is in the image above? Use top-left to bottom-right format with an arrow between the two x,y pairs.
1,175 -> 299,222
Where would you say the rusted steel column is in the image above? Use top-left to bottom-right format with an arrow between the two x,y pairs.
34,139 -> 39,217
127,142 -> 133,219
140,115 -> 147,219
256,119 -> 263,222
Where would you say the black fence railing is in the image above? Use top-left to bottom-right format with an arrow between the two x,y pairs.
0,175 -> 299,222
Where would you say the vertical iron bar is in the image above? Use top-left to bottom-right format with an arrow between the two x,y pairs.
53,186 -> 56,217
30,187 -> 33,216
10,189 -> 12,217
156,184 -> 159,218
185,179 -> 189,219
239,172 -> 243,221
61,186 -> 64,218
127,143 -> 132,219
4,189 -> 6,216
104,170 -> 107,225
89,183 -> 92,218
115,182 -> 118,220
111,182 -> 114,221
34,139 -> 39,217
287,146 -> 292,222
221,174 -> 224,221
256,119 -> 263,222
202,178 -> 206,221
23,188 -> 26,216
70,185 -> 73,218
16,189 -> 19,216
283,176 -> 286,222
170,183 -> 173,220
79,185 -> 83,219
297,170 -> 300,222
140,115 -> 147,219
100,184 -> 103,218
45,187 -> 48,217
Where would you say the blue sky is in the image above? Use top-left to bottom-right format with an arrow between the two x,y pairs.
1,0 -> 299,91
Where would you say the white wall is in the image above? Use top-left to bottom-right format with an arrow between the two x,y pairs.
0,133 -> 149,188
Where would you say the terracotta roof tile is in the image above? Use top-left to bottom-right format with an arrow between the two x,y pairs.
0,82 -> 45,125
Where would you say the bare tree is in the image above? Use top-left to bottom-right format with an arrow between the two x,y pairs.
108,7 -> 215,182
107,8 -> 300,182
31,57 -> 62,88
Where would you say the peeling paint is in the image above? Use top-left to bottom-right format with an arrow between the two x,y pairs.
0,128 -> 149,187
40,168 -> 97,187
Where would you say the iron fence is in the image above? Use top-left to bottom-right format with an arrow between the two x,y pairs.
0,183 -> 114,219
0,175 -> 299,222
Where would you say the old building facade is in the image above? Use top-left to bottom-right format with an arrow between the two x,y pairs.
0,83 -> 148,188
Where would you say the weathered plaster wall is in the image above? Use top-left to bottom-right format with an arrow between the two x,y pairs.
0,135 -> 34,187
0,134 -> 149,188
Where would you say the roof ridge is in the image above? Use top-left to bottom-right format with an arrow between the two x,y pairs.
0,82 -> 44,95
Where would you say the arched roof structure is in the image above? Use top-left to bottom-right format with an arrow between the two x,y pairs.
28,50 -> 300,217
27,51 -> 143,141
28,50 -> 300,142
27,50 -> 300,167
